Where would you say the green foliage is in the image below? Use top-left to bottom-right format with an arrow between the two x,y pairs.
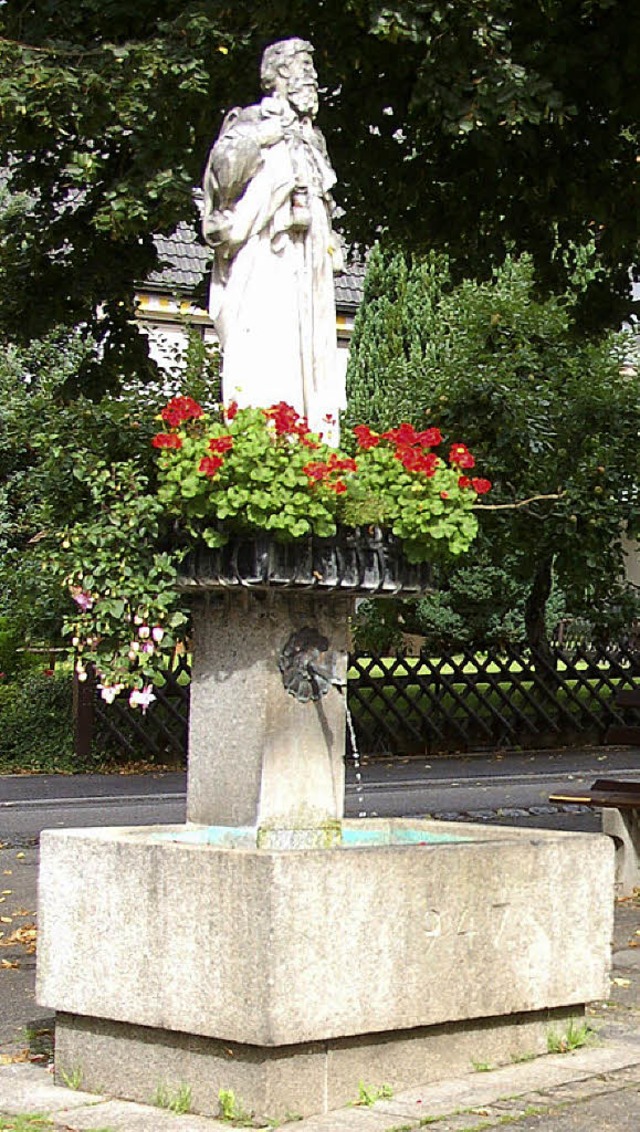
347,247 -> 640,648
156,401 -> 483,561
0,1118 -> 55,1132
0,323 -> 219,667
57,458 -> 189,701
354,1081 -> 394,1106
218,1088 -> 254,1126
56,395 -> 485,700
0,672 -> 76,773
0,0 -> 637,395
152,1082 -> 192,1115
547,1019 -> 595,1054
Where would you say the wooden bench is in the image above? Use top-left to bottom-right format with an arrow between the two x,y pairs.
549,778 -> 640,896
606,688 -> 640,745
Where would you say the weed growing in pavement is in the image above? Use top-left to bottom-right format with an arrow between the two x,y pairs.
218,1087 -> 255,1126
546,1018 -> 595,1053
152,1081 -> 192,1114
59,1066 -> 83,1090
353,1080 -> 394,1106
0,1118 -> 54,1131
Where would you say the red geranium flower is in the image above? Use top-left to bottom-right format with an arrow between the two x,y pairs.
303,461 -> 327,482
449,443 -> 475,470
208,435 -> 234,455
458,475 -> 473,489
353,424 -> 381,450
416,427 -> 443,448
396,447 -> 439,476
225,400 -> 239,421
152,432 -> 183,450
471,477 -> 492,495
383,422 -> 418,447
198,455 -> 224,477
160,396 -> 204,428
264,402 -> 307,437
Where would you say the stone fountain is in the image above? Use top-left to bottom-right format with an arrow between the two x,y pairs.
37,538 -> 614,1121
36,39 -> 614,1123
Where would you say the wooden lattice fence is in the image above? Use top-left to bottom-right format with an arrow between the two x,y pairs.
81,641 -> 640,762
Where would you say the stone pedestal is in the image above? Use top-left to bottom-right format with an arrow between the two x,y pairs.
187,591 -> 352,831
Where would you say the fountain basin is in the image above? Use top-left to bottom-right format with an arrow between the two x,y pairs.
37,817 -> 614,1119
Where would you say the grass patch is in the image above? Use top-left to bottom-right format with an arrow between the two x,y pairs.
0,1118 -> 54,1131
547,1019 -> 595,1054
152,1082 -> 192,1114
353,1080 -> 394,1107
218,1088 -> 255,1126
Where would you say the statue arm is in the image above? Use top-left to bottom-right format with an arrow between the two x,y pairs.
202,108 -> 286,249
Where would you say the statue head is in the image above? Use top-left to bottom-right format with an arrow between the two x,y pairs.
261,38 -> 319,118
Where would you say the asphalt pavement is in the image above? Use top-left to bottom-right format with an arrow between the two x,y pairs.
3,744 -> 640,842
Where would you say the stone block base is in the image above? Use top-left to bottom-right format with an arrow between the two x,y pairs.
54,1006 -> 583,1122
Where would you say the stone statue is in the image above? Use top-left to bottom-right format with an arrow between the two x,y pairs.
202,38 -> 345,441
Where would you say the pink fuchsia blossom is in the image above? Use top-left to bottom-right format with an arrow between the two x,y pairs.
129,685 -> 156,713
71,588 -> 94,611
99,683 -> 124,704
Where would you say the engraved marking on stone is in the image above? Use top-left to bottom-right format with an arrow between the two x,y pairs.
491,903 -> 510,947
456,909 -> 478,939
424,909 -> 442,938
278,626 -> 336,702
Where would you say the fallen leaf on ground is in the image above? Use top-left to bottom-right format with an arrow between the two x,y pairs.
0,916 -> 12,924
613,977 -> 632,987
13,908 -> 34,917
0,925 -> 37,952
15,852 -> 25,860
0,1049 -> 30,1064
0,958 -> 20,968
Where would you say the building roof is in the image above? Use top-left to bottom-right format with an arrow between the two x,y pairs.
148,223 -> 365,313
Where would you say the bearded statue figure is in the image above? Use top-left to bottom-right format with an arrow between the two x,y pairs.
202,38 -> 345,442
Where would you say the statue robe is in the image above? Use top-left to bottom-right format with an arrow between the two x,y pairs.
202,96 -> 344,441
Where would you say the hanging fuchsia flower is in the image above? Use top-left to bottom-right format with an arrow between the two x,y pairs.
129,685 -> 156,713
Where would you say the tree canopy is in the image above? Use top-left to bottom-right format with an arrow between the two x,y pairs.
346,245 -> 640,650
0,1 -> 638,388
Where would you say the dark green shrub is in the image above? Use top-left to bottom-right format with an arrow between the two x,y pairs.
0,671 -> 78,772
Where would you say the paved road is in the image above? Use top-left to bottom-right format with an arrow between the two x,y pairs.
2,746 -> 640,842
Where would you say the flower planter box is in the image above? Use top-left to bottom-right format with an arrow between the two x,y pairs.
177,528 -> 433,596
